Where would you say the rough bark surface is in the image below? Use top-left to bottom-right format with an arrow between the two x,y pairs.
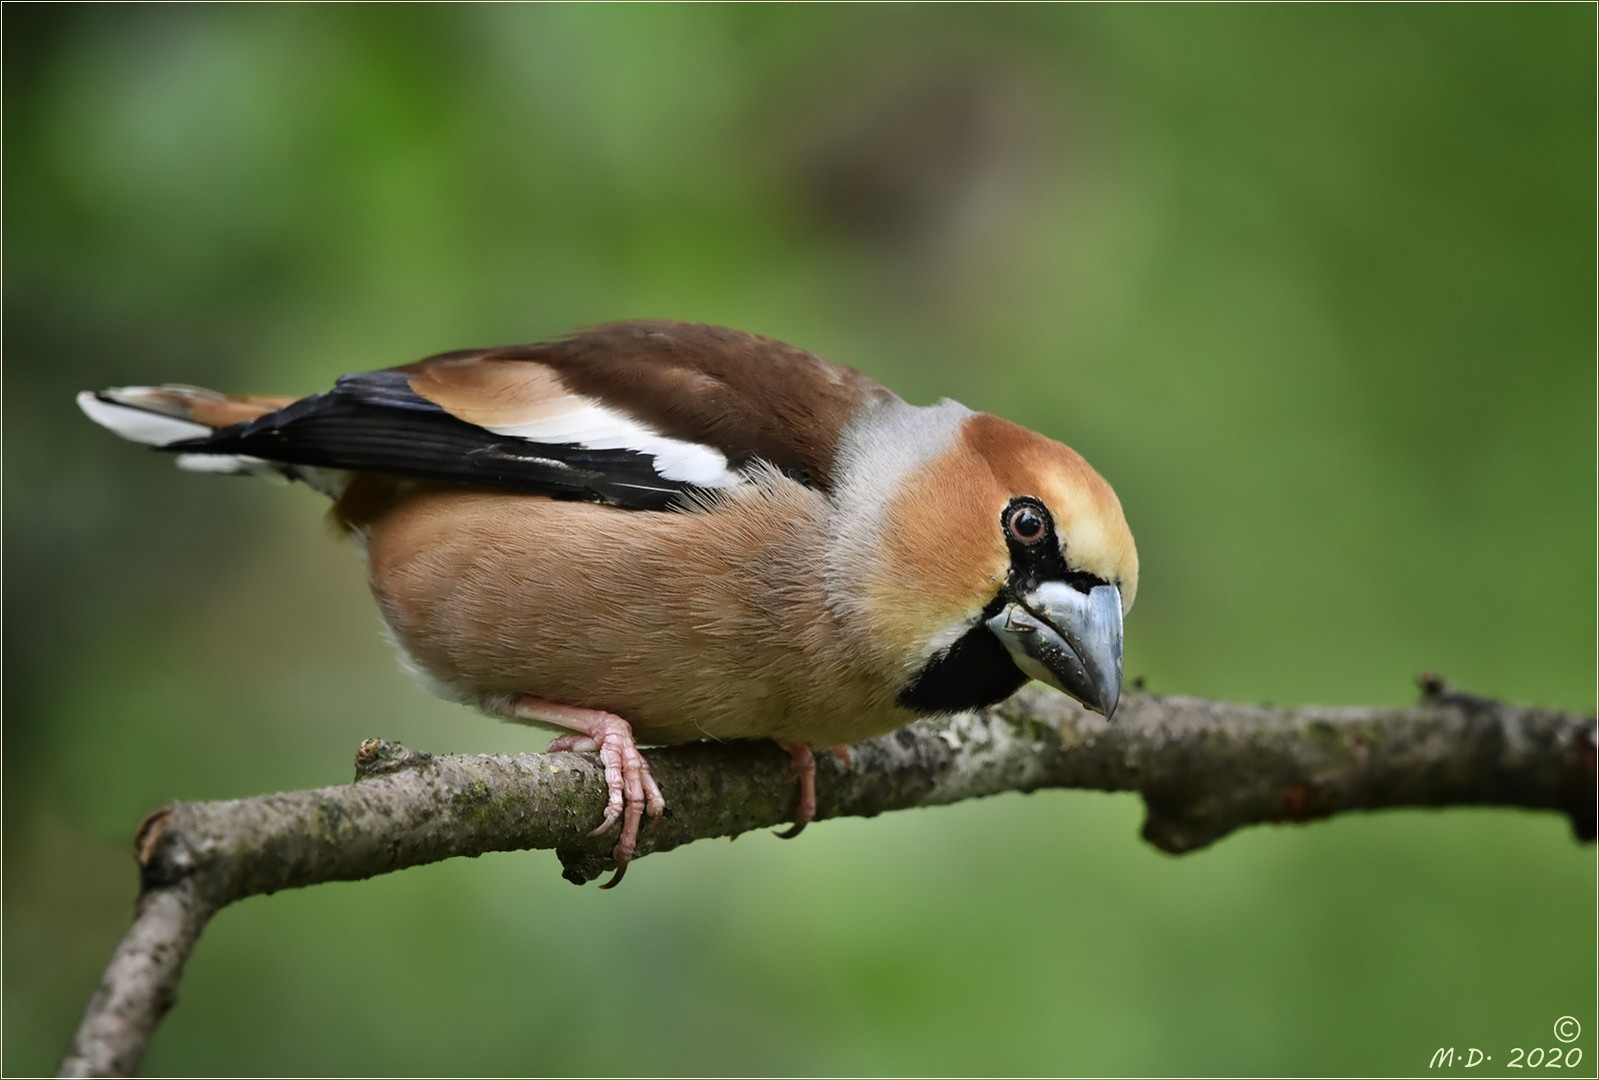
58,681 -> 1595,1077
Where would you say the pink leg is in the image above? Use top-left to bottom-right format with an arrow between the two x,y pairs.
774,741 -> 817,839
510,697 -> 664,888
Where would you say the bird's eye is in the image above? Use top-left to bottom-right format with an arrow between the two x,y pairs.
1006,504 -> 1047,544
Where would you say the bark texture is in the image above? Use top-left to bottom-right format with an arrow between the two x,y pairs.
58,680 -> 1596,1077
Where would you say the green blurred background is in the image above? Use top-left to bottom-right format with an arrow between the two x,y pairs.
5,5 -> 1594,1076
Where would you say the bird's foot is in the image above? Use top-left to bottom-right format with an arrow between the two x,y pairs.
774,740 -> 818,839
514,697 -> 664,888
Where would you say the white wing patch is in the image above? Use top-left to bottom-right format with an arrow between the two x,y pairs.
483,400 -> 741,489
77,391 -> 211,447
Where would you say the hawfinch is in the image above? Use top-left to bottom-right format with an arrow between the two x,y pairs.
78,321 -> 1138,885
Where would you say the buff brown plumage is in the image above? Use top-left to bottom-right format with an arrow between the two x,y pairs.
78,321 -> 1138,885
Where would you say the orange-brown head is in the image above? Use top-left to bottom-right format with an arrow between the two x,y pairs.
833,403 -> 1138,717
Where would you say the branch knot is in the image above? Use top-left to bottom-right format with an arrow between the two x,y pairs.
354,739 -> 436,779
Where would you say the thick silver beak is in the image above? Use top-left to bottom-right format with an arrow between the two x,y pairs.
985,581 -> 1124,718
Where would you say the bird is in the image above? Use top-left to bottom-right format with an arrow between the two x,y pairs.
77,320 -> 1138,886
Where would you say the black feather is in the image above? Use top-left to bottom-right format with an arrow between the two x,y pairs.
164,386 -> 706,511
896,594 -> 1028,714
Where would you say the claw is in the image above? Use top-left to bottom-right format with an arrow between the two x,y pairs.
774,741 -> 816,839
512,697 -> 663,885
589,809 -> 622,838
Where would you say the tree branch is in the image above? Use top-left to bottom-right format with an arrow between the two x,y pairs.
58,680 -> 1595,1078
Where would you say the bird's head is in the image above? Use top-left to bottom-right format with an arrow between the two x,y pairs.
839,407 -> 1138,719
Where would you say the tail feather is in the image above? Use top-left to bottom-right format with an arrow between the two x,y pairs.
78,385 -> 292,440
76,389 -> 216,447
77,385 -> 336,492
